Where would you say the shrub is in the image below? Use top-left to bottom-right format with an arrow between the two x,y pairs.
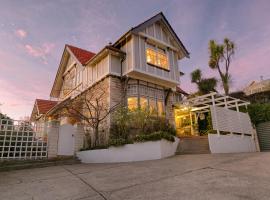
247,103 -> 270,125
109,138 -> 133,147
80,145 -> 108,151
134,131 -> 175,143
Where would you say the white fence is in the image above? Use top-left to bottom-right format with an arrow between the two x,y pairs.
0,119 -> 48,160
210,106 -> 253,135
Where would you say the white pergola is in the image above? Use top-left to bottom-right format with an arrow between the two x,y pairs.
180,92 -> 250,113
175,92 -> 251,136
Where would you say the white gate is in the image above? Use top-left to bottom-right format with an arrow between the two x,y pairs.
57,124 -> 75,156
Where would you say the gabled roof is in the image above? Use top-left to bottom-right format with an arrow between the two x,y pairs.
35,99 -> 58,114
113,12 -> 189,58
30,99 -> 58,121
176,86 -> 189,96
66,44 -> 96,65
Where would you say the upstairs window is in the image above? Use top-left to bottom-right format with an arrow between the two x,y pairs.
146,43 -> 169,70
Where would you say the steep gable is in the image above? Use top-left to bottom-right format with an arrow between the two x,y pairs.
114,12 -> 189,58
50,45 -> 96,98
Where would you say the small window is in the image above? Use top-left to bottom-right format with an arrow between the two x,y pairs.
146,44 -> 169,70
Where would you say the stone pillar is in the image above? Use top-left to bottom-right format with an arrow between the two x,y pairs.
74,124 -> 85,152
47,121 -> 59,158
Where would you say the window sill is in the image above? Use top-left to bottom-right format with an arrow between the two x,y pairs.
147,62 -> 170,72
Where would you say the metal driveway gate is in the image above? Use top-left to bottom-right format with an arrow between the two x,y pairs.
256,121 -> 270,151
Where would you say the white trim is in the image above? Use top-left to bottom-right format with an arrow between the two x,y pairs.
139,32 -> 179,52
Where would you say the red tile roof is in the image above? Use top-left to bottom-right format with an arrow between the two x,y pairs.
36,99 -> 58,114
176,86 -> 189,96
66,44 -> 96,65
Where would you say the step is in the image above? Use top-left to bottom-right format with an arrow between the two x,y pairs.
0,157 -> 81,172
176,136 -> 210,154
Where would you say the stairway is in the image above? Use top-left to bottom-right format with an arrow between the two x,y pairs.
176,136 -> 210,154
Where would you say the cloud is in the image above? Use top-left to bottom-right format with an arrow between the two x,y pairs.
24,43 -> 55,64
15,29 -> 27,39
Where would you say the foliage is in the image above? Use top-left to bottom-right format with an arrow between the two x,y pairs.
109,138 -> 134,147
110,107 -> 131,140
190,69 -> 217,95
198,78 -> 218,94
208,38 -> 235,95
247,103 -> 270,125
109,107 -> 177,147
62,84 -> 120,148
134,131 -> 175,143
191,69 -> 202,84
80,145 -> 108,151
199,113 -> 213,135
130,108 -> 152,132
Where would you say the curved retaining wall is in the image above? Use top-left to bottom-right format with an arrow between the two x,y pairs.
76,137 -> 179,163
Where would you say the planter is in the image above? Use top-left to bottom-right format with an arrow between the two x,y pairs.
76,137 -> 179,163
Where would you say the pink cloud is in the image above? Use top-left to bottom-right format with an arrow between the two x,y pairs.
15,29 -> 27,39
24,43 -> 55,64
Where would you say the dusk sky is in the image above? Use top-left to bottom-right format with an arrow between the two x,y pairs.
0,0 -> 270,119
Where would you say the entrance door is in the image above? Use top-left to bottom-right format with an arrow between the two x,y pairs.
58,124 -> 75,155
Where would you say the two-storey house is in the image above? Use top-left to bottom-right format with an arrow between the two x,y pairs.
31,12 -> 189,143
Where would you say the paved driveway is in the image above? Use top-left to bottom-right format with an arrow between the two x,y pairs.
1,152 -> 270,200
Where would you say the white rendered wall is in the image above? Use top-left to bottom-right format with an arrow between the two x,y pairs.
77,137 -> 179,163
208,134 -> 256,153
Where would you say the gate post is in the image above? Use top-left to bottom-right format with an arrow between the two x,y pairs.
47,121 -> 59,158
74,124 -> 85,153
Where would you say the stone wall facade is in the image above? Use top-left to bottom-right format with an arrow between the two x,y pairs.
47,121 -> 59,158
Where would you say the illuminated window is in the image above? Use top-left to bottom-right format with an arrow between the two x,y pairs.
157,101 -> 164,116
128,97 -> 138,110
146,44 -> 168,70
140,97 -> 148,109
149,99 -> 157,114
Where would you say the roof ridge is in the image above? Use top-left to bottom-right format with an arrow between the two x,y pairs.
66,44 -> 96,54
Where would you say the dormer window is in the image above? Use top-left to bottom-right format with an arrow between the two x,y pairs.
146,43 -> 169,70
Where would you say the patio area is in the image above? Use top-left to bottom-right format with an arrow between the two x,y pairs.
1,152 -> 270,200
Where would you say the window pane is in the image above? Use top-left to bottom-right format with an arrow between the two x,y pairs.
157,101 -> 164,116
146,46 -> 168,70
128,97 -> 138,110
157,52 -> 168,69
146,48 -> 156,65
140,97 -> 148,110
149,99 -> 157,114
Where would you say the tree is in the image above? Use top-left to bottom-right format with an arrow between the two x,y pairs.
208,38 -> 235,95
62,84 -> 120,147
191,69 -> 217,95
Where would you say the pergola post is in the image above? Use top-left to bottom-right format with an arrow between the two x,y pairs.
211,94 -> 220,136
190,111 -> 193,136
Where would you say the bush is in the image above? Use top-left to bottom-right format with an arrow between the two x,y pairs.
134,131 -> 175,143
80,145 -> 108,151
247,103 -> 270,125
109,106 -> 177,147
109,138 -> 133,147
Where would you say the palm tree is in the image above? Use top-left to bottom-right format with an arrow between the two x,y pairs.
191,69 -> 217,95
208,38 -> 235,95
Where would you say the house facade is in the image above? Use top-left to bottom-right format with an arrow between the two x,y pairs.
31,12 -> 189,143
243,78 -> 270,103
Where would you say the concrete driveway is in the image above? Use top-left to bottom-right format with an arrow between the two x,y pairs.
1,152 -> 270,200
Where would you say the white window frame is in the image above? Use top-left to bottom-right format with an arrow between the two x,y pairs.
146,43 -> 169,70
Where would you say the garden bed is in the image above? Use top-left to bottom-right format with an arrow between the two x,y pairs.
76,137 -> 179,163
